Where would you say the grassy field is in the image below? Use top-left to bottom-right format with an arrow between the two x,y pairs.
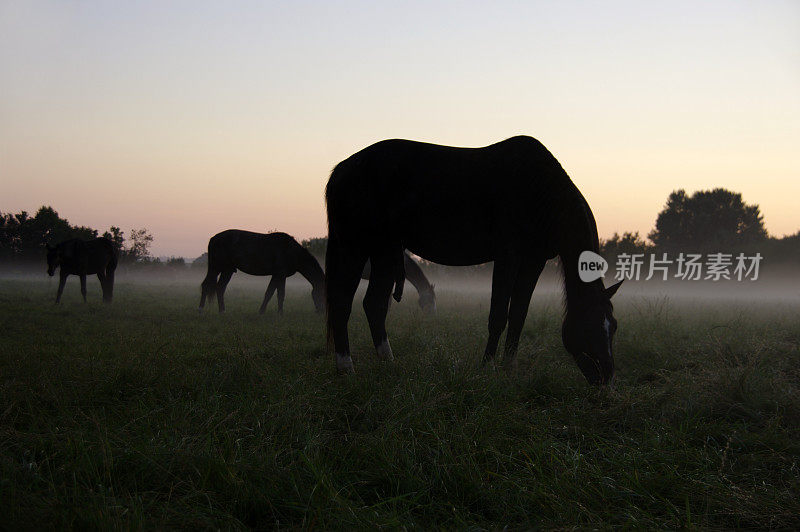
1,276 -> 798,529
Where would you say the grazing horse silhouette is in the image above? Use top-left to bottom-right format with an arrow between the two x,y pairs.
362,252 -> 436,312
325,136 -> 622,384
200,230 -> 325,314
46,237 -> 117,303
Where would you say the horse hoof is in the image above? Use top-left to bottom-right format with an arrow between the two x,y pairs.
376,339 -> 394,361
336,353 -> 355,374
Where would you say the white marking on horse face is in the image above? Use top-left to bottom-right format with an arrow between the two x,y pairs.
336,353 -> 355,374
603,317 -> 612,357
376,338 -> 394,361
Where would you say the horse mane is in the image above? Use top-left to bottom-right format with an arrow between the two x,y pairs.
556,184 -> 603,313
297,243 -> 325,288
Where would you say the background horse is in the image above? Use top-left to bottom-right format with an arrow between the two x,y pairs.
200,230 -> 325,314
325,136 -> 622,384
362,251 -> 436,312
46,237 -> 117,303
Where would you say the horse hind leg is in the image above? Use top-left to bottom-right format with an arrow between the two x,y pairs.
482,256 -> 519,366
55,271 -> 68,304
97,271 -> 108,303
259,276 -> 279,314
364,251 -> 397,362
79,274 -> 87,303
325,237 -> 367,374
503,258 -> 545,367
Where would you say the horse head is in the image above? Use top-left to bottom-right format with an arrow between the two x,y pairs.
562,280 -> 623,385
46,243 -> 59,276
418,283 -> 436,313
312,284 -> 326,314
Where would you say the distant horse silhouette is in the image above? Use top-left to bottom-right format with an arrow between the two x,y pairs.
362,252 -> 436,312
200,230 -> 325,314
325,136 -> 622,384
46,237 -> 117,303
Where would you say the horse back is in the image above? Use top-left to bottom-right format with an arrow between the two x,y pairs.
326,136 -> 573,263
58,238 -> 115,275
208,229 -> 305,276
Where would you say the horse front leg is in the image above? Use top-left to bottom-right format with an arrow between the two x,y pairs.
105,263 -> 116,303
79,274 -> 87,303
276,276 -> 286,314
259,276 -> 279,314
503,257 -> 546,367
363,251 -> 396,361
482,256 -> 519,366
55,271 -> 68,304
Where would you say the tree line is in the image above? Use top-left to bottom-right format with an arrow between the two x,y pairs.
2,188 -> 797,273
0,206 -> 155,265
600,188 -> 798,264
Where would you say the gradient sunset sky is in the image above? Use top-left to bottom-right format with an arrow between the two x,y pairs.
2,1 -> 798,257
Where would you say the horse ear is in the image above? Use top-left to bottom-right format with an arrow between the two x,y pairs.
604,280 -> 623,298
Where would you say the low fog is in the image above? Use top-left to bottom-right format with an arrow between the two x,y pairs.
4,260 -> 798,305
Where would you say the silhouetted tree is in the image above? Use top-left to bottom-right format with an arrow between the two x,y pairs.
600,231 -> 652,258
648,188 -> 767,252
0,206 -> 97,261
126,228 -> 154,262
102,226 -> 125,252
301,237 -> 328,259
166,257 -> 186,269
761,230 -> 800,265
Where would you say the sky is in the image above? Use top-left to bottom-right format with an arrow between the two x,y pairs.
2,1 -> 798,257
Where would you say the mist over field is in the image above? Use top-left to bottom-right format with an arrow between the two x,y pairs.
1,269 -> 799,528
6,261 -> 799,303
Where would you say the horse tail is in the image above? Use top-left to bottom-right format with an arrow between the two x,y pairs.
105,243 -> 118,302
202,252 -> 218,304
204,268 -> 217,303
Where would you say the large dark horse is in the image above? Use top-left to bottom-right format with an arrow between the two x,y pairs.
46,237 -> 118,303
362,252 -> 436,312
200,230 -> 325,314
325,136 -> 622,384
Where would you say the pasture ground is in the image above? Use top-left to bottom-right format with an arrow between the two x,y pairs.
1,276 -> 799,529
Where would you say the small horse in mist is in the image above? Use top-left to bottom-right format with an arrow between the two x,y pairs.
362,251 -> 436,312
46,237 -> 118,303
325,136 -> 622,384
200,230 -> 325,314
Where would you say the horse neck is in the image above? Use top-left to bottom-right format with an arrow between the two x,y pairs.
297,250 -> 324,289
404,256 -> 433,295
557,190 -> 602,310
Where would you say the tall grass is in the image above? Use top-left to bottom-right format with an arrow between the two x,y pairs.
1,279 -> 798,528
